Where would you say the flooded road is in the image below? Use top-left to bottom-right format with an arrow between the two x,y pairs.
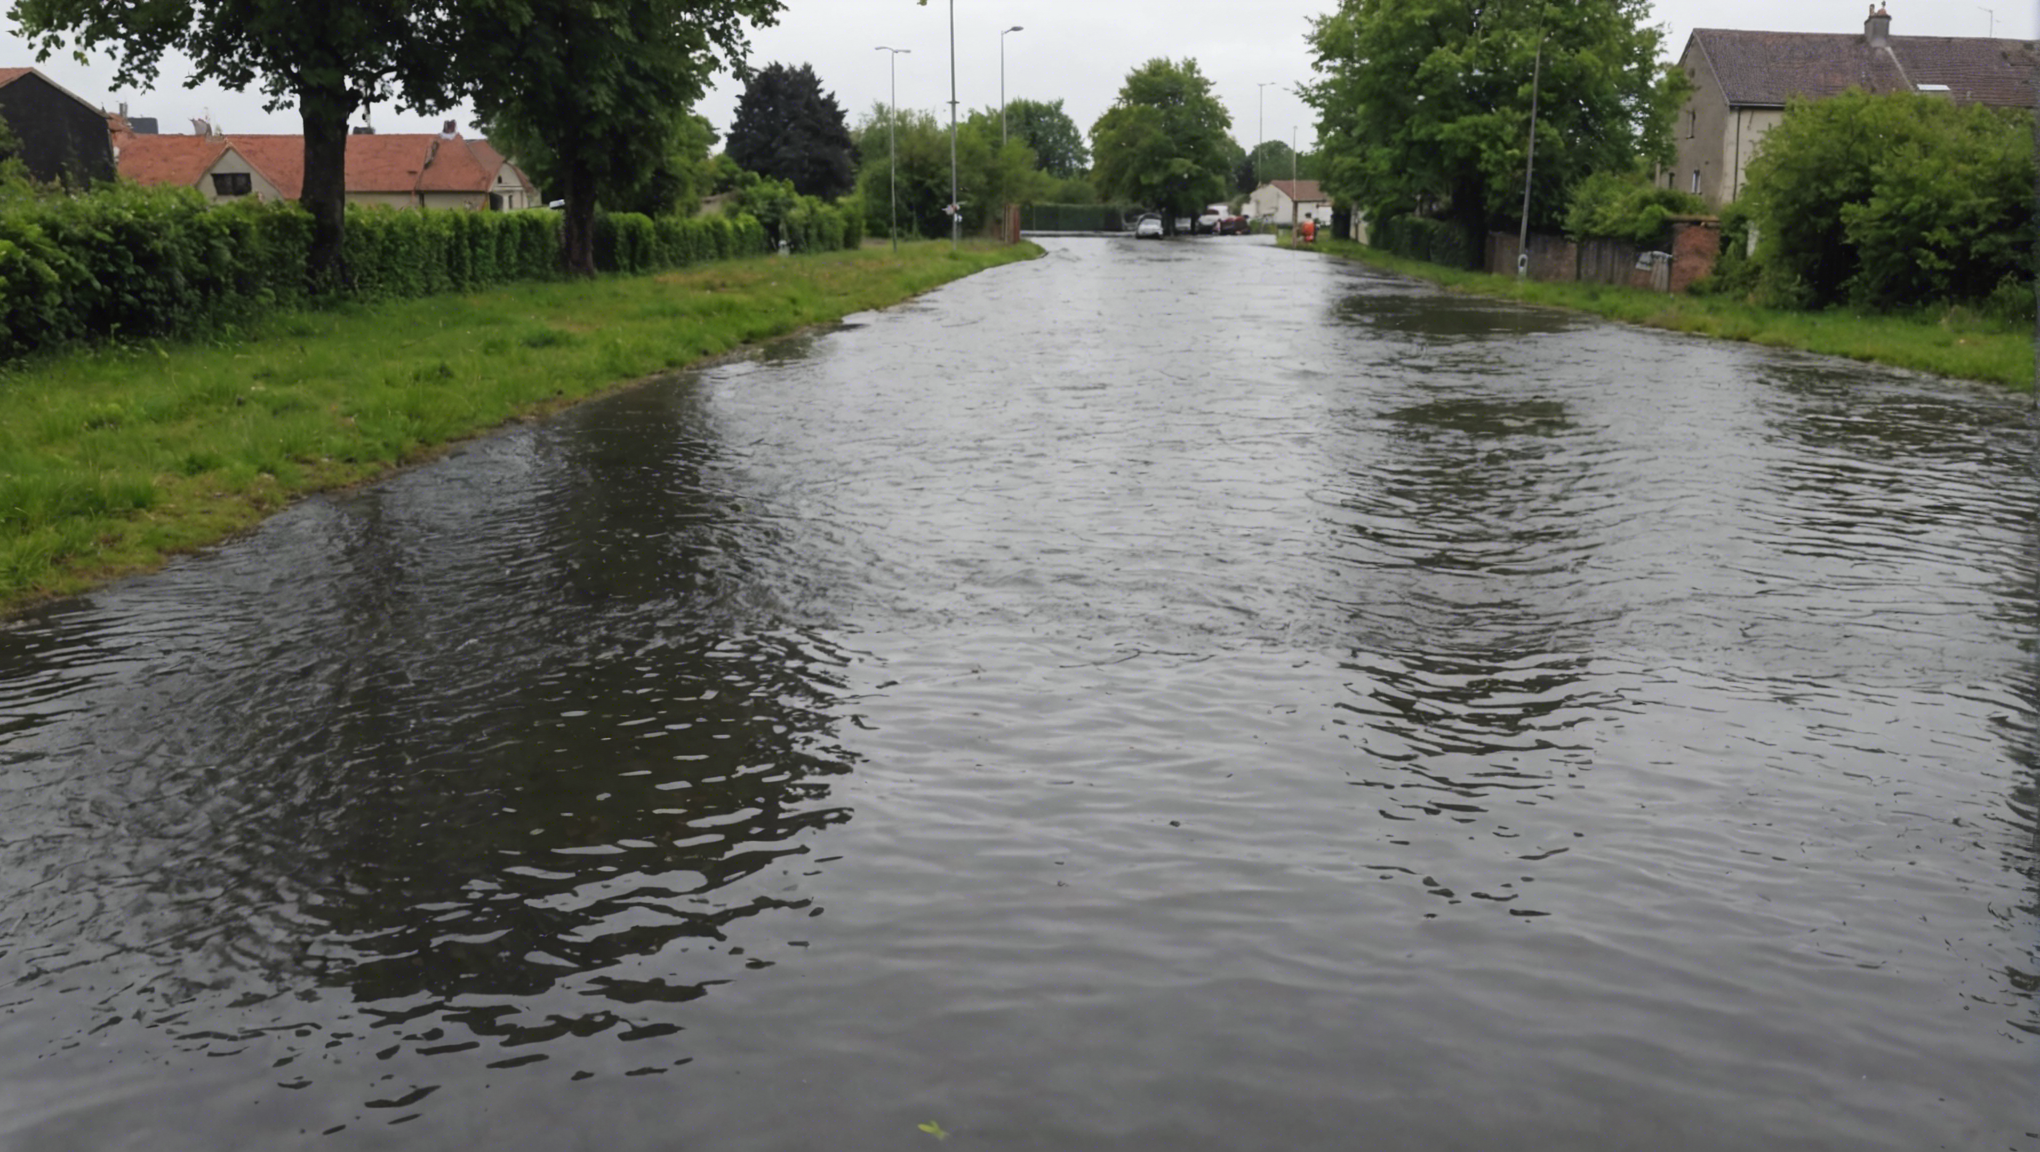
1,236 -> 2035,1150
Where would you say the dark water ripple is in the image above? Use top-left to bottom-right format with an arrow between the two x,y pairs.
0,237 -> 2034,1150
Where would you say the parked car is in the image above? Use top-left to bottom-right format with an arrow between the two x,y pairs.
1134,214 -> 1165,239
1195,211 -> 1222,234
1216,215 -> 1249,235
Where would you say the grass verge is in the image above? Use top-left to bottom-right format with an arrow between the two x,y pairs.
1290,237 -> 2035,391
0,240 -> 1039,617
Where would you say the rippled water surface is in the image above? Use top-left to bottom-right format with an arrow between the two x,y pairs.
2,237 -> 2035,1151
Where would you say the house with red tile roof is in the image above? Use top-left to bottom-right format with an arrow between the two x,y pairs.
1674,4 -> 2040,207
114,120 -> 540,210
0,67 -> 116,185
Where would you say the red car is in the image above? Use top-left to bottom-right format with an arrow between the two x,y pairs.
1216,215 -> 1249,235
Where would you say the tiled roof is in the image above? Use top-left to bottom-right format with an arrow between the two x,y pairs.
0,67 -> 34,88
114,133 -> 229,187
1270,180 -> 1325,203
120,132 -> 512,201
1690,29 -> 2039,108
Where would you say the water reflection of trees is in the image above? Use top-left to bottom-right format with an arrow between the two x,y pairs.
0,370 -> 859,1085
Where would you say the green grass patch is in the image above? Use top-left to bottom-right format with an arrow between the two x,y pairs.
0,240 -> 1038,616
1292,237 -> 2035,391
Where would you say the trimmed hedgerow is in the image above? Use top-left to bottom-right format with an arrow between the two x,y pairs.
0,182 -> 817,364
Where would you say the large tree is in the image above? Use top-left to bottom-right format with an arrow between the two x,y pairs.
853,103 -> 1043,238
1088,58 -> 1233,224
725,61 -> 857,200
459,0 -> 782,275
1304,0 -> 1682,238
1001,98 -> 1089,178
11,0 -> 457,286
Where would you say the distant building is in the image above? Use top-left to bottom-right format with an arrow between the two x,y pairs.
0,67 -> 116,185
114,119 -> 540,210
1673,4 -> 2040,207
1248,179 -> 1327,226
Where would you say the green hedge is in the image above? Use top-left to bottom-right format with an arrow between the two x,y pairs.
0,182 -> 820,364
1371,215 -> 1480,270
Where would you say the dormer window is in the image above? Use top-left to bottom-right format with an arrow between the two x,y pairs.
211,171 -> 251,197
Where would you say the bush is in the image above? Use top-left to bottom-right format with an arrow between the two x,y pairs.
1565,172 -> 1705,246
1371,215 -> 1479,269
1742,90 -> 2033,311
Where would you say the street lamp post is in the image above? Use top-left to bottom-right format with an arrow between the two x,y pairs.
1001,26 -> 1024,146
1256,81 -> 1276,191
876,46 -> 910,253
946,0 -> 959,249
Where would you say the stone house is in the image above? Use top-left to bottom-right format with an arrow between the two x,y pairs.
1673,5 -> 2039,208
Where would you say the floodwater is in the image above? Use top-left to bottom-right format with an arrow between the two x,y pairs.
0,236 -> 2034,1151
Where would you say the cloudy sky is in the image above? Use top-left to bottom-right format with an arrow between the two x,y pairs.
2,0 -> 2028,150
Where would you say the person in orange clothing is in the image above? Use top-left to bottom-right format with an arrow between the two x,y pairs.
1299,216 -> 1316,245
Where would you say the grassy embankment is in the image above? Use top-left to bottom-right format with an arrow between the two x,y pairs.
1290,236 -> 2035,390
0,240 -> 1039,617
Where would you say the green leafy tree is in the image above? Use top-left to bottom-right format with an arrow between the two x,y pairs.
1741,89 -> 2034,310
726,61 -> 857,200
1237,140 -> 1296,193
1001,98 -> 1089,177
496,111 -> 719,219
1304,0 -> 1682,240
10,0 -> 459,286
852,103 -> 1042,238
1089,58 -> 1233,224
458,0 -> 783,275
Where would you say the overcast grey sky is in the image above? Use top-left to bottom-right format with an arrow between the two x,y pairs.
3,0 -> 2031,149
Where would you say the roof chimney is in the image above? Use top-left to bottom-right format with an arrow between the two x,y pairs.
1865,3 -> 1891,47
440,119 -> 457,139
191,117 -> 208,136
352,125 -> 376,135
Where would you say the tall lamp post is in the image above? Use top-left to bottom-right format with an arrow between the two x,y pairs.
945,0 -> 959,249
1256,81 -> 1277,190
876,46 -> 910,253
1001,26 -> 1024,145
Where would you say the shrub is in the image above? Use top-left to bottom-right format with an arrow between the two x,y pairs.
1742,90 -> 2033,310
1565,172 -> 1705,246
1371,215 -> 1479,269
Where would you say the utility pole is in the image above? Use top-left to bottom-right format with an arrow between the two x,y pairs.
1257,82 -> 1277,191
1516,33 -> 1545,278
877,46 -> 910,253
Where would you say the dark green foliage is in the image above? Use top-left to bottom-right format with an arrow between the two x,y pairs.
727,62 -> 858,200
1089,58 -> 1234,219
0,180 -> 802,362
1001,98 -> 1089,178
459,0 -> 786,276
1306,0 -> 1683,233
851,105 -> 1040,239
1370,214 -> 1480,269
1565,172 -> 1705,245
1741,90 -> 2035,311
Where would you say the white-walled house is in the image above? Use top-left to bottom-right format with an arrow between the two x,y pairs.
1248,180 -> 1327,226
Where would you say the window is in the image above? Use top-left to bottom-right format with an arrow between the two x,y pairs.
211,171 -> 251,197
1691,170 -> 1701,195
1686,109 -> 1696,139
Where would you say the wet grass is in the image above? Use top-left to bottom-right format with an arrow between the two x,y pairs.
1292,237 -> 2035,391
0,240 -> 1039,617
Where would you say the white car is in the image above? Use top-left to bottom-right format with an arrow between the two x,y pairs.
1134,215 -> 1165,239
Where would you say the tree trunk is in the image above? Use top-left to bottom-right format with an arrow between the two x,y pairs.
560,159 -> 598,276
299,88 -> 357,293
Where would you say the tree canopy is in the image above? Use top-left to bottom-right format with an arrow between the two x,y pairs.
1001,98 -> 1089,178
853,102 -> 1044,239
1088,58 -> 1233,222
1740,90 -> 2034,310
10,0 -> 460,283
461,0 -> 781,275
726,61 -> 858,200
1304,0 -> 1682,235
